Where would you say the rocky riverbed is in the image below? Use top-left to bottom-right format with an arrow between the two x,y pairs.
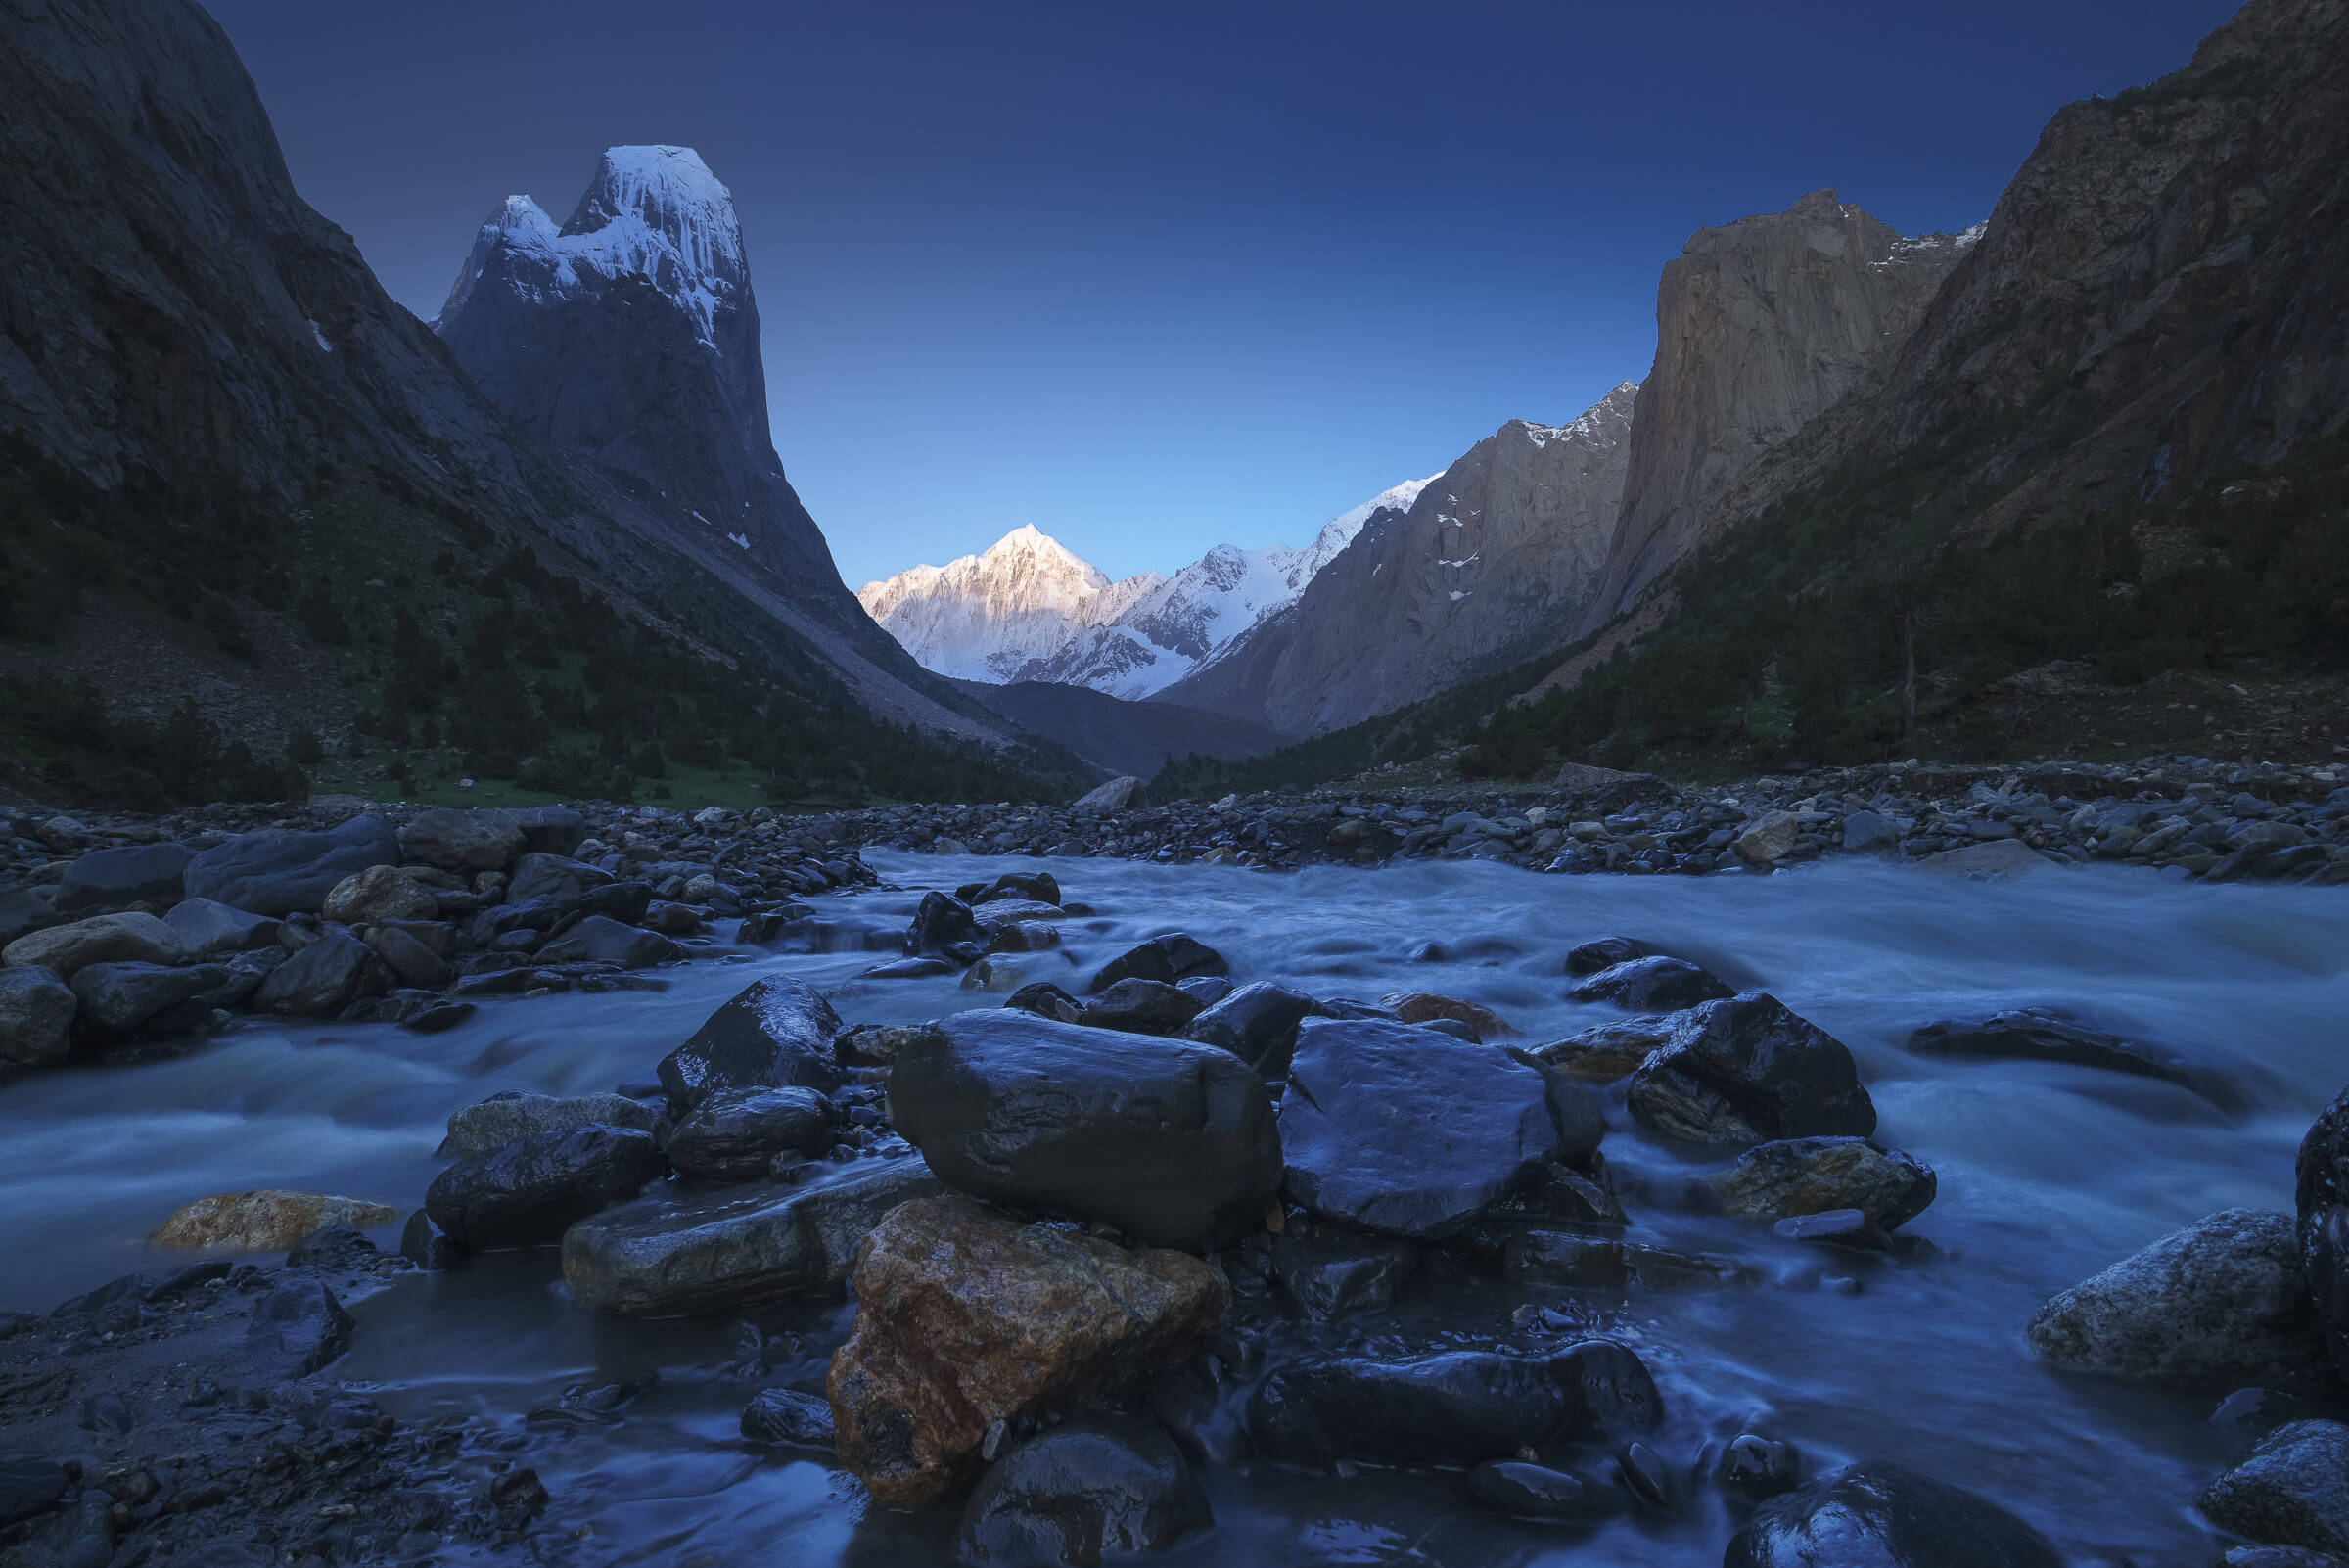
3,770 -> 2349,1567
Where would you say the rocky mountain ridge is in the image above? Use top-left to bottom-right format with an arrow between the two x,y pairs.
1164,386 -> 1642,736
0,0 -> 1032,794
855,477 -> 1431,699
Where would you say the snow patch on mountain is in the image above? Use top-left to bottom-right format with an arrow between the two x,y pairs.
856,477 -> 1437,699
436,146 -> 746,347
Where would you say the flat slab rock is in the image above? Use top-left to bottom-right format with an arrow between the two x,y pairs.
1277,1015 -> 1563,1239
887,1010 -> 1279,1252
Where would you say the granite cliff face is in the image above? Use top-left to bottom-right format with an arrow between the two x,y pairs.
434,148 -> 845,591
0,0 -> 1004,746
1711,0 -> 2349,547
1576,192 -> 1977,633
1165,386 -> 1639,736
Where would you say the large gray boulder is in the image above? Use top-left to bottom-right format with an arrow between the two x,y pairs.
1277,1016 -> 1561,1239
163,898 -> 281,958
888,1010 -> 1281,1252
660,1086 -> 832,1181
957,1416 -> 1211,1564
505,853 -> 614,910
1625,993 -> 1876,1146
561,1157 -> 939,1314
0,887 -> 58,947
438,1090 -> 661,1159
53,843 -> 194,916
69,961 -> 223,1036
2026,1209 -> 2328,1382
2200,1420 -> 2349,1555
182,815 -> 399,915
1072,775 -> 1147,812
426,1125 -> 666,1251
1727,1463 -> 2060,1567
534,915 -> 680,969
398,807 -> 526,872
0,966 -> 77,1066
252,930 -> 392,1017
656,976 -> 846,1111
3,911 -> 183,978
2294,1083 -> 2349,1370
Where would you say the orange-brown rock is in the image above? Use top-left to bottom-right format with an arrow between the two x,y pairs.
152,1189 -> 397,1251
828,1194 -> 1228,1510
1379,992 -> 1516,1038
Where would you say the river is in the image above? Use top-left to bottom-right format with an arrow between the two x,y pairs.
5,851 -> 2344,1564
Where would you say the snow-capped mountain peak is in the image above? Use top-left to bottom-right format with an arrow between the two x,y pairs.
437,145 -> 747,348
856,478 -> 1437,697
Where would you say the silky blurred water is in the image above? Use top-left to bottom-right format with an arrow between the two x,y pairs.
5,851 -> 2346,1565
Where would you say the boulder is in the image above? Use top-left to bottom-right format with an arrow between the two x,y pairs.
253,929 -> 392,1017
2200,1420 -> 2349,1555
245,1277 -> 354,1380
562,1157 -> 941,1315
0,887 -> 58,948
656,975 -> 846,1111
1909,1008 -> 2230,1106
366,925 -> 448,988
962,870 -> 1062,906
69,960 -> 223,1036
1566,955 -> 1734,1011
1269,1232 -> 1419,1319
0,966 -> 77,1066
2026,1209 -> 2327,1382
438,1090 -> 661,1159
398,807 -> 526,872
958,1416 -> 1211,1564
1379,991 -> 1515,1038
3,911 -> 183,978
164,898 -> 282,958
1529,1015 -> 1676,1082
887,1010 -> 1281,1252
742,1387 -> 836,1448
1086,934 -> 1227,994
0,1455 -> 69,1528
503,806 -> 588,858
1247,1342 -> 1660,1467
905,891 -> 983,959
581,880 -> 657,925
424,1125 -> 666,1251
1564,936 -> 1655,977
1732,811 -> 1801,865
1078,978 -> 1205,1037
1278,1016 -> 1558,1239
182,814 -> 399,915
1625,993 -> 1876,1146
534,915 -> 681,968
1182,981 -> 1325,1077
828,1193 -> 1228,1509
1727,1463 -> 2061,1567
504,853 -> 614,909
660,1085 -> 833,1181
151,1189 -> 397,1251
53,843 -> 194,916
1003,981 -> 1086,1024
2300,1085 -> 2349,1369
1710,1137 -> 1937,1230
1073,775 -> 1148,812
321,864 -> 438,925
1842,809 -> 1899,854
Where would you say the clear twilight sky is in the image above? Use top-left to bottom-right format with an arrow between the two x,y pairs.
207,0 -> 2238,589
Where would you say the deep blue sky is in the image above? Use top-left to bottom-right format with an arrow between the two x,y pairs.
208,0 -> 2239,588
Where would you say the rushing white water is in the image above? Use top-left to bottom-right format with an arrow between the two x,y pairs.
5,852 -> 2345,1563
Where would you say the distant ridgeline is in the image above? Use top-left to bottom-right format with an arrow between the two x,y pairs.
0,0 -> 1083,809
1164,0 -> 2349,794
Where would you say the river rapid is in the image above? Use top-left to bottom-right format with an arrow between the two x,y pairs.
5,851 -> 2345,1566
